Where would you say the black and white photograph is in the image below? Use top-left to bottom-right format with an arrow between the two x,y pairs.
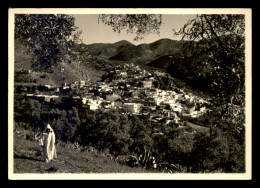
8,8 -> 252,180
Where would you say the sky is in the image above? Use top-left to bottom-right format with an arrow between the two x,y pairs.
73,14 -> 196,45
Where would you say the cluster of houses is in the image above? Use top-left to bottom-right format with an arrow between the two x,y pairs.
25,63 -> 212,126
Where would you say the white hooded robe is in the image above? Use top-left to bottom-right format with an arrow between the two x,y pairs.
42,124 -> 57,162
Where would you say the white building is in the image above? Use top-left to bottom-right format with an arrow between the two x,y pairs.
106,93 -> 120,101
143,80 -> 153,88
82,97 -> 87,104
124,103 -> 142,113
87,98 -> 103,111
167,99 -> 175,108
80,80 -> 86,87
172,105 -> 183,113
154,97 -> 164,106
190,111 -> 201,118
44,95 -> 59,102
120,72 -> 127,76
200,107 -> 207,113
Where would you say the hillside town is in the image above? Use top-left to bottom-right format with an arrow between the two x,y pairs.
22,63 -> 212,127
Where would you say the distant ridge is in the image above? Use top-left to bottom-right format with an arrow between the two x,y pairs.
86,40 -> 135,57
86,38 -> 184,63
109,38 -> 183,62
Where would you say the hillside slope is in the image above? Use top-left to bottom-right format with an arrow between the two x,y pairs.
148,55 -> 177,69
109,38 -> 183,62
14,40 -> 33,71
86,40 -> 135,58
13,134 -> 152,174
86,38 -> 183,64
14,40 -> 105,86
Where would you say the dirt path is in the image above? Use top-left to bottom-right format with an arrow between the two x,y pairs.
185,121 -> 209,131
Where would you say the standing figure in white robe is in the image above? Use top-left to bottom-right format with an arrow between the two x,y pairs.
41,124 -> 57,163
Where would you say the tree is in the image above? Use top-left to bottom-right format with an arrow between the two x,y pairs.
14,96 -> 33,130
168,132 -> 194,172
224,133 -> 245,172
189,128 -> 243,173
128,115 -> 154,165
202,133 -> 230,172
79,109 -> 133,156
31,99 -> 42,130
173,14 -> 245,105
64,107 -> 81,142
15,14 -> 82,72
98,14 -> 162,41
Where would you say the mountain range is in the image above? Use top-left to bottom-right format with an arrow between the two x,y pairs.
85,38 -> 183,64
14,38 -> 185,86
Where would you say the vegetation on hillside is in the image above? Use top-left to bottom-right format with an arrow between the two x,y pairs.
14,94 -> 245,173
15,14 -> 82,72
109,39 -> 183,62
14,133 -> 150,173
14,38 -> 105,86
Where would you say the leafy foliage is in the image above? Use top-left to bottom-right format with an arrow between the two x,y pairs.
98,14 -> 162,41
78,109 -> 133,156
128,115 -> 154,156
15,14 -> 82,72
173,14 -> 245,105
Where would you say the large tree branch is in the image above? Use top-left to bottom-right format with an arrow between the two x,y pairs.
203,15 -> 229,68
203,15 -> 222,47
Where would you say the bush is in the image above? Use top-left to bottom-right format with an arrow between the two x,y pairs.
26,134 -> 33,141
79,109 -> 133,156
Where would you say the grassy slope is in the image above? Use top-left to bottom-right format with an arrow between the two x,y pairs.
13,134 -> 152,174
14,40 -> 104,86
14,40 -> 32,71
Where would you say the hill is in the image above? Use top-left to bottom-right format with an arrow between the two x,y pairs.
86,40 -> 135,58
14,40 -> 105,86
147,54 -> 177,69
13,133 -> 151,173
146,44 -> 212,94
85,38 -> 183,64
14,39 -> 33,71
108,38 -> 183,62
